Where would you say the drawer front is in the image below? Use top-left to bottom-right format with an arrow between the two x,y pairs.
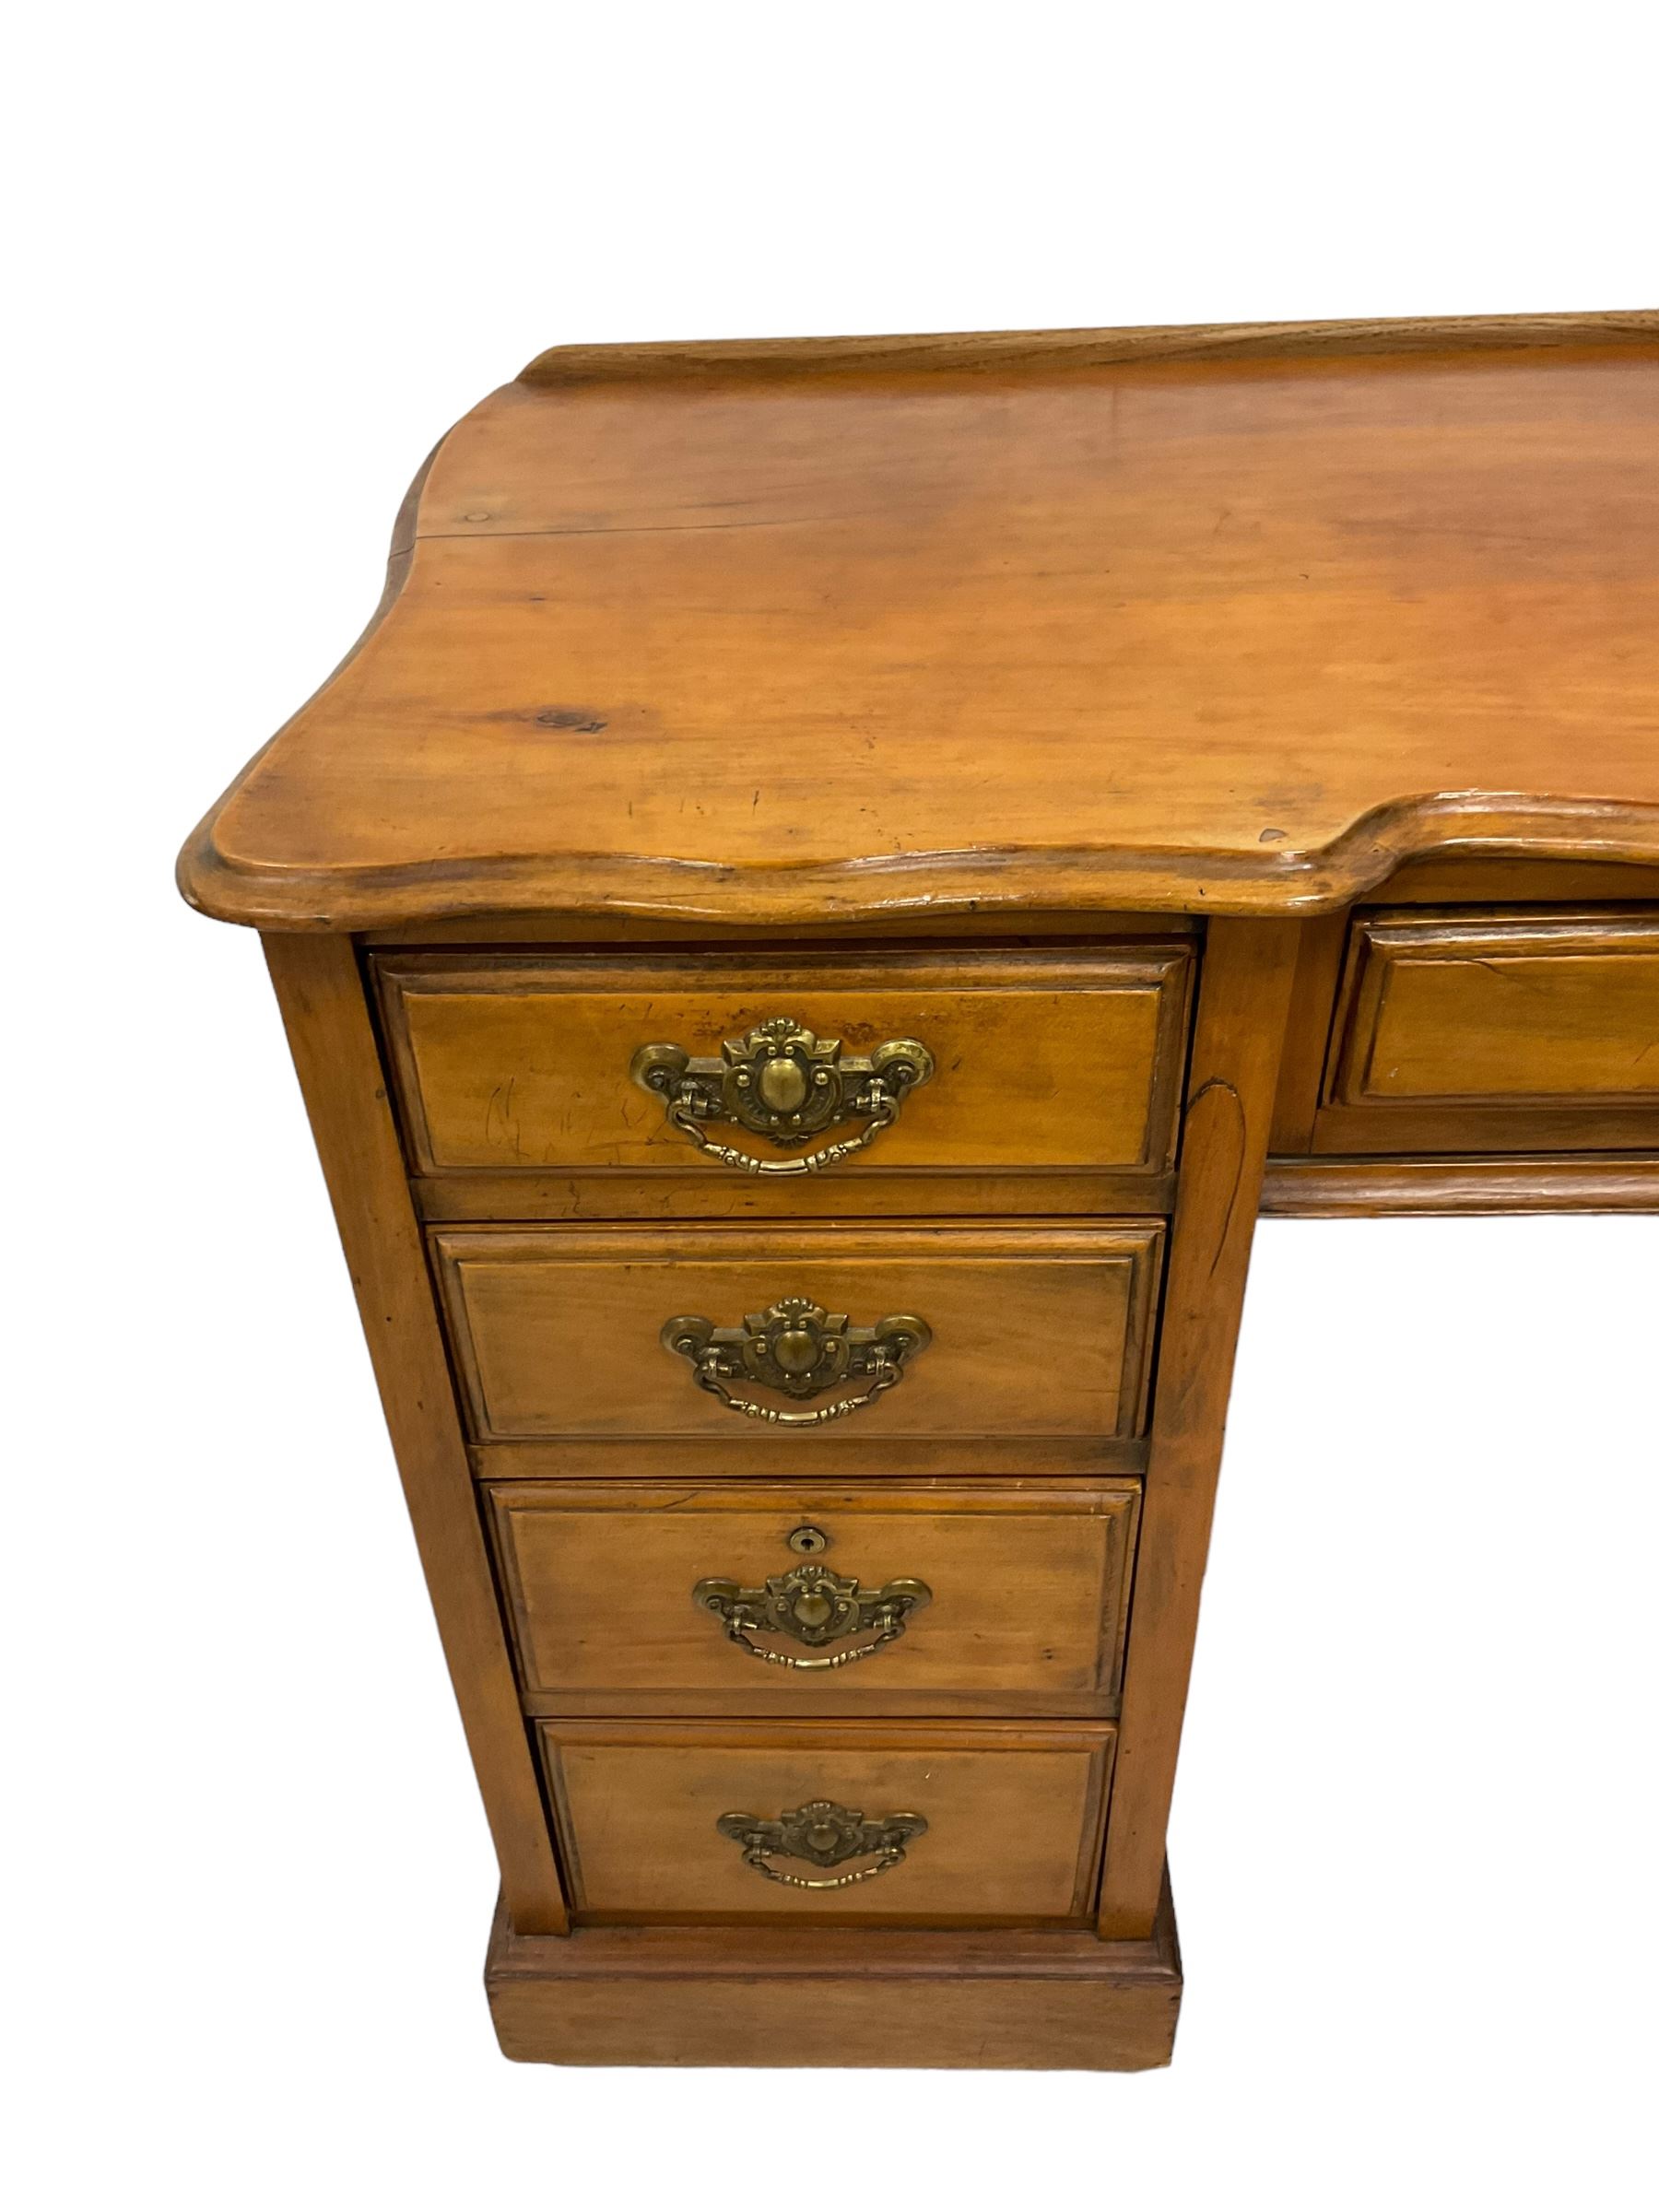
537,1721 -> 1115,1924
488,1481 -> 1140,1714
375,947 -> 1193,1188
1316,908 -> 1659,1153
434,1224 -> 1164,1446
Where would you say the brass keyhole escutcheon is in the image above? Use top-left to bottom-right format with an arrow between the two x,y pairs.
691,1525 -> 932,1672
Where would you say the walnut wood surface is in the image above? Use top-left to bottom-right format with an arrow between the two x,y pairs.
411,1165 -> 1177,1223
487,1479 -> 1139,1715
1260,1151 -> 1659,1215
517,310 -> 1656,383
1312,907 -> 1659,1154
179,312 -> 1659,932
537,1719 -> 1115,1924
374,944 -> 1191,1183
1098,918 -> 1301,1936
432,1222 -> 1163,1450
1269,911 -> 1350,1152
366,911 -> 1201,944
178,319 -> 1659,2071
260,935 -> 569,1934
1367,856 -> 1659,904
472,1436 -> 1152,1481
485,1880 -> 1182,2068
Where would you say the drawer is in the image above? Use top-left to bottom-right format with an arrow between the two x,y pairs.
537,1720 -> 1115,1924
434,1223 -> 1164,1448
488,1481 -> 1140,1715
1315,908 -> 1659,1154
374,947 -> 1193,1203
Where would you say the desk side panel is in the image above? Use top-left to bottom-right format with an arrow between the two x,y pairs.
263,933 -> 569,1935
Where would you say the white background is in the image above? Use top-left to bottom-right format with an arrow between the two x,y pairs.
6,6 -> 1657,2206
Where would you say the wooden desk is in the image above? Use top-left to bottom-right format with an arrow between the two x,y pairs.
178,311 -> 1659,2069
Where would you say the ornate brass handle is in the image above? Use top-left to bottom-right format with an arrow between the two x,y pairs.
630,1018 -> 934,1175
717,1799 -> 927,1889
693,1559 -> 932,1669
661,1299 -> 931,1426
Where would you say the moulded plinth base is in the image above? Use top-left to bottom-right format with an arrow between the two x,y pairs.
484,1875 -> 1182,2071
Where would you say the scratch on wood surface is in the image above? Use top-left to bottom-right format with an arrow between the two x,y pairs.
486,1077 -> 527,1161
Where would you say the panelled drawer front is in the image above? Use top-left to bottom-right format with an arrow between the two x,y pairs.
434,1224 -> 1164,1445
1316,907 -> 1659,1154
488,1482 -> 1140,1714
375,947 -> 1194,1189
538,1721 -> 1115,1924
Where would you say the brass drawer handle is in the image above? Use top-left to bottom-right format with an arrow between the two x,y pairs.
693,1560 -> 933,1669
630,1018 -> 934,1175
661,1299 -> 931,1426
717,1799 -> 927,1889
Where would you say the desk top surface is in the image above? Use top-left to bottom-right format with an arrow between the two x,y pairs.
180,312 -> 1659,931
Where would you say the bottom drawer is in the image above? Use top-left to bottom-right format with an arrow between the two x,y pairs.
538,1720 -> 1115,1924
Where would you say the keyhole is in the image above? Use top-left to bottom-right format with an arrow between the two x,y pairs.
787,1524 -> 830,1556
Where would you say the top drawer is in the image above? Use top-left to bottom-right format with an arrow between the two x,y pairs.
373,947 -> 1193,1206
1315,908 -> 1659,1155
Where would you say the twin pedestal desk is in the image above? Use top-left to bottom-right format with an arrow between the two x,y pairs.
179,312 -> 1659,2069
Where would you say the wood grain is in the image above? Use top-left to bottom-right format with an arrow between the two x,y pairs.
1315,908 -> 1659,1153
374,944 -> 1192,1181
431,1222 -> 1164,1449
471,1436 -> 1151,1481
486,1479 -> 1140,1714
516,309 -> 1657,384
537,1719 -> 1115,1924
365,910 -> 1201,944
1098,917 -> 1301,1936
260,935 -> 568,1934
176,307 -> 1659,2066
485,1879 -> 1182,2068
1367,856 -> 1659,904
1269,912 -> 1351,1153
1261,1152 -> 1659,1215
411,1165 -> 1177,1223
180,314 -> 1659,932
